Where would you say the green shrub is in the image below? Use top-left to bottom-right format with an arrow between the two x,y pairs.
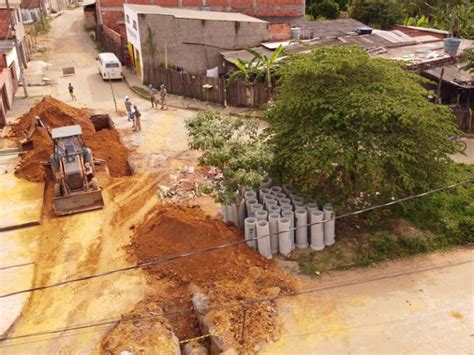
350,0 -> 404,29
399,236 -> 430,255
309,0 -> 340,20
370,233 -> 400,260
458,216 -> 474,244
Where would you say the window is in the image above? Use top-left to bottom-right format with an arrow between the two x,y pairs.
106,63 -> 120,68
126,14 -> 130,23
133,20 -> 137,30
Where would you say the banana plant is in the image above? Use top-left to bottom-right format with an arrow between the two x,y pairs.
226,57 -> 262,87
244,45 -> 285,100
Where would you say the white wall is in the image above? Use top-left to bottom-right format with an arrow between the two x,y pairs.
123,5 -> 143,79
5,46 -> 20,79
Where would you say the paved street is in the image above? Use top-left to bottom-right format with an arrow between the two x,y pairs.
266,249 -> 474,354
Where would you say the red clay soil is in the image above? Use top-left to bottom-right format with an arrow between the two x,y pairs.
128,204 -> 295,352
13,96 -> 130,181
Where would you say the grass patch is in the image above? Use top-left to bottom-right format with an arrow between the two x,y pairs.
35,18 -> 51,34
131,86 -> 150,99
294,164 -> 474,276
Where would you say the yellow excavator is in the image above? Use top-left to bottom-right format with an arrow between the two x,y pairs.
49,125 -> 105,215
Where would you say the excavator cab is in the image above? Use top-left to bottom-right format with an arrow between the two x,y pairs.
50,125 -> 104,215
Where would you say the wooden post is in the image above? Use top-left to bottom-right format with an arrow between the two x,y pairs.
108,73 -> 118,112
164,41 -> 168,69
436,68 -> 445,105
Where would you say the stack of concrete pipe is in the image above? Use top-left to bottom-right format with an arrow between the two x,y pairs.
221,182 -> 336,259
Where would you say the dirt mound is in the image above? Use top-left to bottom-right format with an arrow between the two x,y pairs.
128,205 -> 295,352
13,96 -> 130,181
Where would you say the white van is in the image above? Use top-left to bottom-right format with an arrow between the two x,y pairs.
97,52 -> 123,80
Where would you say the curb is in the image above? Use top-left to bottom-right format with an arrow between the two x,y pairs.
123,73 -> 260,117
124,75 -> 212,112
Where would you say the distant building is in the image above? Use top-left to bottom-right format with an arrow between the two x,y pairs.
124,4 -> 269,79
96,0 -> 304,63
0,0 -> 29,65
0,42 -> 19,126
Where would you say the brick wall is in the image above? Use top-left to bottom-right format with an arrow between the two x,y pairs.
98,0 -> 305,29
392,25 -> 447,39
0,10 -> 12,39
268,23 -> 290,41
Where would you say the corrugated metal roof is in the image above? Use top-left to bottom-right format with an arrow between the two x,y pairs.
424,64 -> 474,89
124,4 -> 267,23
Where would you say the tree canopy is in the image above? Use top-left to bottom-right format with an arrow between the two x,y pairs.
350,0 -> 404,29
267,46 -> 461,208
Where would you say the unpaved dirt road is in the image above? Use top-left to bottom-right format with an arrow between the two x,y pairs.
0,174 -> 159,354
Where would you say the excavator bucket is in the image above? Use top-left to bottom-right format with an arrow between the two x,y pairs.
53,189 -> 105,216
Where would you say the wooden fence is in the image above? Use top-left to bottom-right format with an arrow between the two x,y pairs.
145,67 -> 269,108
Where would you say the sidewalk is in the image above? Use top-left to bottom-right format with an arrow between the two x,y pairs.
122,68 -> 258,117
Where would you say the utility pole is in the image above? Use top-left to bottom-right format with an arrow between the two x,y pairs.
108,72 -> 117,112
6,0 -> 28,97
164,41 -> 168,69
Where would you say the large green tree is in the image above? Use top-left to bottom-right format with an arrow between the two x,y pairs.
267,46 -> 462,208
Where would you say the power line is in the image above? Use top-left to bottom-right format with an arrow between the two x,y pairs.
0,178 -> 472,300
1,258 -> 471,345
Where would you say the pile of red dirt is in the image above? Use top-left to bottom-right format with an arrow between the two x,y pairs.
13,96 -> 130,182
129,205 -> 295,352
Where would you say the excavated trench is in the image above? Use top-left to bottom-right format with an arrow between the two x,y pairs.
13,97 -> 131,182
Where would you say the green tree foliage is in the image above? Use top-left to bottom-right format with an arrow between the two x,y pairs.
430,1 -> 474,38
267,46 -> 461,209
403,15 -> 430,28
350,0 -> 404,29
309,0 -> 341,20
397,0 -> 474,39
461,47 -> 474,74
186,110 -> 272,208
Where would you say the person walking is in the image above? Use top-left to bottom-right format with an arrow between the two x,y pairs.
148,84 -> 157,108
133,105 -> 142,132
68,83 -> 76,101
160,83 -> 168,110
124,96 -> 133,122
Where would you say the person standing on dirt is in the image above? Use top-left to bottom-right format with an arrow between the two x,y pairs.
159,83 -> 168,110
124,96 -> 133,122
148,84 -> 158,108
68,83 -> 76,101
133,105 -> 142,132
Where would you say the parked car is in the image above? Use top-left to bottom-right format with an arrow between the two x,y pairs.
97,52 -> 123,80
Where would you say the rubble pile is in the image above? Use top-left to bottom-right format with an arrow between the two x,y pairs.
12,96 -> 130,181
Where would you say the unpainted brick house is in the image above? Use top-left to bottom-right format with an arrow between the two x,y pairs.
0,0 -> 28,126
124,4 -> 269,79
